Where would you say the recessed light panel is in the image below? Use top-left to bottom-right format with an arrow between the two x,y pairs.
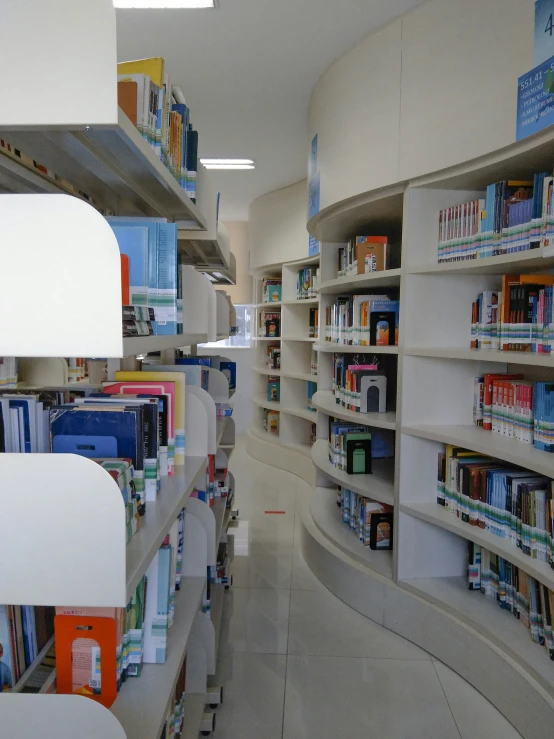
200,159 -> 255,170
115,1 -> 214,8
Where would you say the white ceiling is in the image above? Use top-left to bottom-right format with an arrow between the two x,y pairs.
116,0 -> 423,221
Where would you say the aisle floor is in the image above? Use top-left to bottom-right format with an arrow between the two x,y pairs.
214,438 -> 522,739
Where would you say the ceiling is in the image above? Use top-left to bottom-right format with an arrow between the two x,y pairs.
116,0 -> 423,221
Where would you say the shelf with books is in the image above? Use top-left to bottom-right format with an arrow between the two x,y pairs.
254,301 -> 282,309
407,249 -> 552,276
0,110 -> 208,228
402,424 -> 554,480
400,500 -> 554,592
398,575 -> 554,694
404,346 -> 554,367
253,395 -> 281,411
313,390 -> 397,431
310,487 -> 393,578
315,344 -> 399,355
125,456 -> 207,600
252,365 -> 282,377
282,297 -> 320,305
123,333 -> 208,356
111,576 -> 206,739
319,267 -> 402,294
282,370 -> 317,382
311,439 -> 394,505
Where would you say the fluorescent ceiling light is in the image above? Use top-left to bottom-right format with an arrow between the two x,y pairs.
114,0 -> 214,8
201,159 -> 254,165
203,164 -> 255,170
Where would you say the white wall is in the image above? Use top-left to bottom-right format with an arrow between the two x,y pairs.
249,180 -> 308,270
222,221 -> 252,304
198,347 -> 254,436
308,0 -> 534,212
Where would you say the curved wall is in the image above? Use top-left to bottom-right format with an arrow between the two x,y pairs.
248,179 -> 308,270
309,0 -> 534,213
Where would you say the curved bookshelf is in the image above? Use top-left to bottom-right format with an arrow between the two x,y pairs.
319,267 -> 402,294
404,347 -> 554,367
311,439 -> 394,505
252,395 -> 281,411
313,390 -> 397,430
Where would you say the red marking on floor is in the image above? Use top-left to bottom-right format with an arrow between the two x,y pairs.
264,511 -> 286,514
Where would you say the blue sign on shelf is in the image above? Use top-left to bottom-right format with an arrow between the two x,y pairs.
308,172 -> 320,220
535,0 -> 554,66
516,54 -> 554,140
310,134 -> 318,179
309,235 -> 320,257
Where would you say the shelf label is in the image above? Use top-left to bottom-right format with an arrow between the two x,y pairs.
516,54 -> 554,140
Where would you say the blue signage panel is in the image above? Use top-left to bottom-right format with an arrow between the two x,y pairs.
516,54 -> 554,140
535,0 -> 554,66
308,235 -> 320,257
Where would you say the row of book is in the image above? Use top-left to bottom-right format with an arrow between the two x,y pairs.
262,278 -> 281,304
0,606 -> 55,692
265,345 -> 281,370
296,267 -> 318,299
122,306 -> 155,338
332,353 -> 390,414
161,655 -> 187,738
337,236 -> 391,277
438,446 -> 554,565
336,486 -> 393,550
258,311 -> 280,338
117,57 -> 198,199
437,173 -> 554,262
308,307 -> 319,339
467,543 -> 554,661
0,357 -> 17,388
324,294 -> 399,346
470,274 -> 554,354
473,373 -> 554,452
328,419 -> 395,475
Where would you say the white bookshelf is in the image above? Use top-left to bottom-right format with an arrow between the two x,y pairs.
297,125 -> 554,736
247,255 -> 320,485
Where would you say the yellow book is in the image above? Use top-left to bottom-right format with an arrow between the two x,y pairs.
117,57 -> 165,88
115,371 -> 186,467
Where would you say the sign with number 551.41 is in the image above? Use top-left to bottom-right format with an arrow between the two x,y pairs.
516,55 -> 554,140
535,0 -> 554,66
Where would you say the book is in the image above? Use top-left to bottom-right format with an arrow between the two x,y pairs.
143,546 -> 172,664
0,606 -> 15,691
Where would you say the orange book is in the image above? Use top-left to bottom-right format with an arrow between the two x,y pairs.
120,254 -> 130,306
117,80 -> 138,127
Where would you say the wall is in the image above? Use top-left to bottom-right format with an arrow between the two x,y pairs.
249,180 -> 309,270
198,347 -> 253,436
222,221 -> 252,304
308,0 -> 534,213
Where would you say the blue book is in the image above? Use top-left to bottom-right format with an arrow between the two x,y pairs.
155,223 -> 178,335
219,361 -> 236,391
109,224 -> 150,308
176,357 -> 212,367
7,399 -> 32,453
22,606 -> 37,666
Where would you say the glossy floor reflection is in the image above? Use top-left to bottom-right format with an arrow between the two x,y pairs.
213,438 -> 522,739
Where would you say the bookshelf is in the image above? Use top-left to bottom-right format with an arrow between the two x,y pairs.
247,255 -> 320,485
0,13 -> 238,733
297,125 -> 554,738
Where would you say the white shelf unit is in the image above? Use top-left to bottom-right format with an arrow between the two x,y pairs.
248,256 -> 320,485
299,126 -> 554,737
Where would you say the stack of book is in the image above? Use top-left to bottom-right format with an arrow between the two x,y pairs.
332,353 -> 391,413
122,306 -> 155,338
0,358 -> 17,388
117,57 -> 199,200
161,656 -> 187,738
467,543 -> 554,661
262,279 -> 282,303
108,217 -> 180,337
0,605 -> 55,693
437,173 -> 554,262
266,345 -> 281,370
337,236 -> 390,276
296,267 -> 318,299
336,486 -> 393,549
263,409 -> 279,435
437,446 -> 554,564
309,307 -> 319,339
259,311 -> 280,338
267,376 -> 280,402
470,274 -> 554,354
324,294 -> 399,346
328,419 -> 394,474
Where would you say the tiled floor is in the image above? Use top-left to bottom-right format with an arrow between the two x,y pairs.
213,438 -> 522,739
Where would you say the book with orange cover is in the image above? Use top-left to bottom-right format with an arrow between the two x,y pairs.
117,80 -> 138,126
120,254 -> 130,306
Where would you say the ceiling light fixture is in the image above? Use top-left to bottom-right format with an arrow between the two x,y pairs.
114,0 -> 215,8
200,158 -> 255,170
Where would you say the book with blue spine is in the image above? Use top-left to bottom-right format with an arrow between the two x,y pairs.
109,224 -> 149,308
143,546 -> 172,664
155,223 -> 178,335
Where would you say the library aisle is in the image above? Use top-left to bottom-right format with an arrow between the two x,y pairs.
215,438 -> 522,739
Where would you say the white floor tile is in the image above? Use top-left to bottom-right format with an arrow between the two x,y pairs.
213,653 -> 286,739
433,662 -> 522,739
283,656 -> 461,739
220,588 -> 290,654
232,551 -> 293,590
290,552 -> 326,591
287,589 -> 430,659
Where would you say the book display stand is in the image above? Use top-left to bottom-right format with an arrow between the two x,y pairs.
247,255 -> 320,485
0,2 -> 237,736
